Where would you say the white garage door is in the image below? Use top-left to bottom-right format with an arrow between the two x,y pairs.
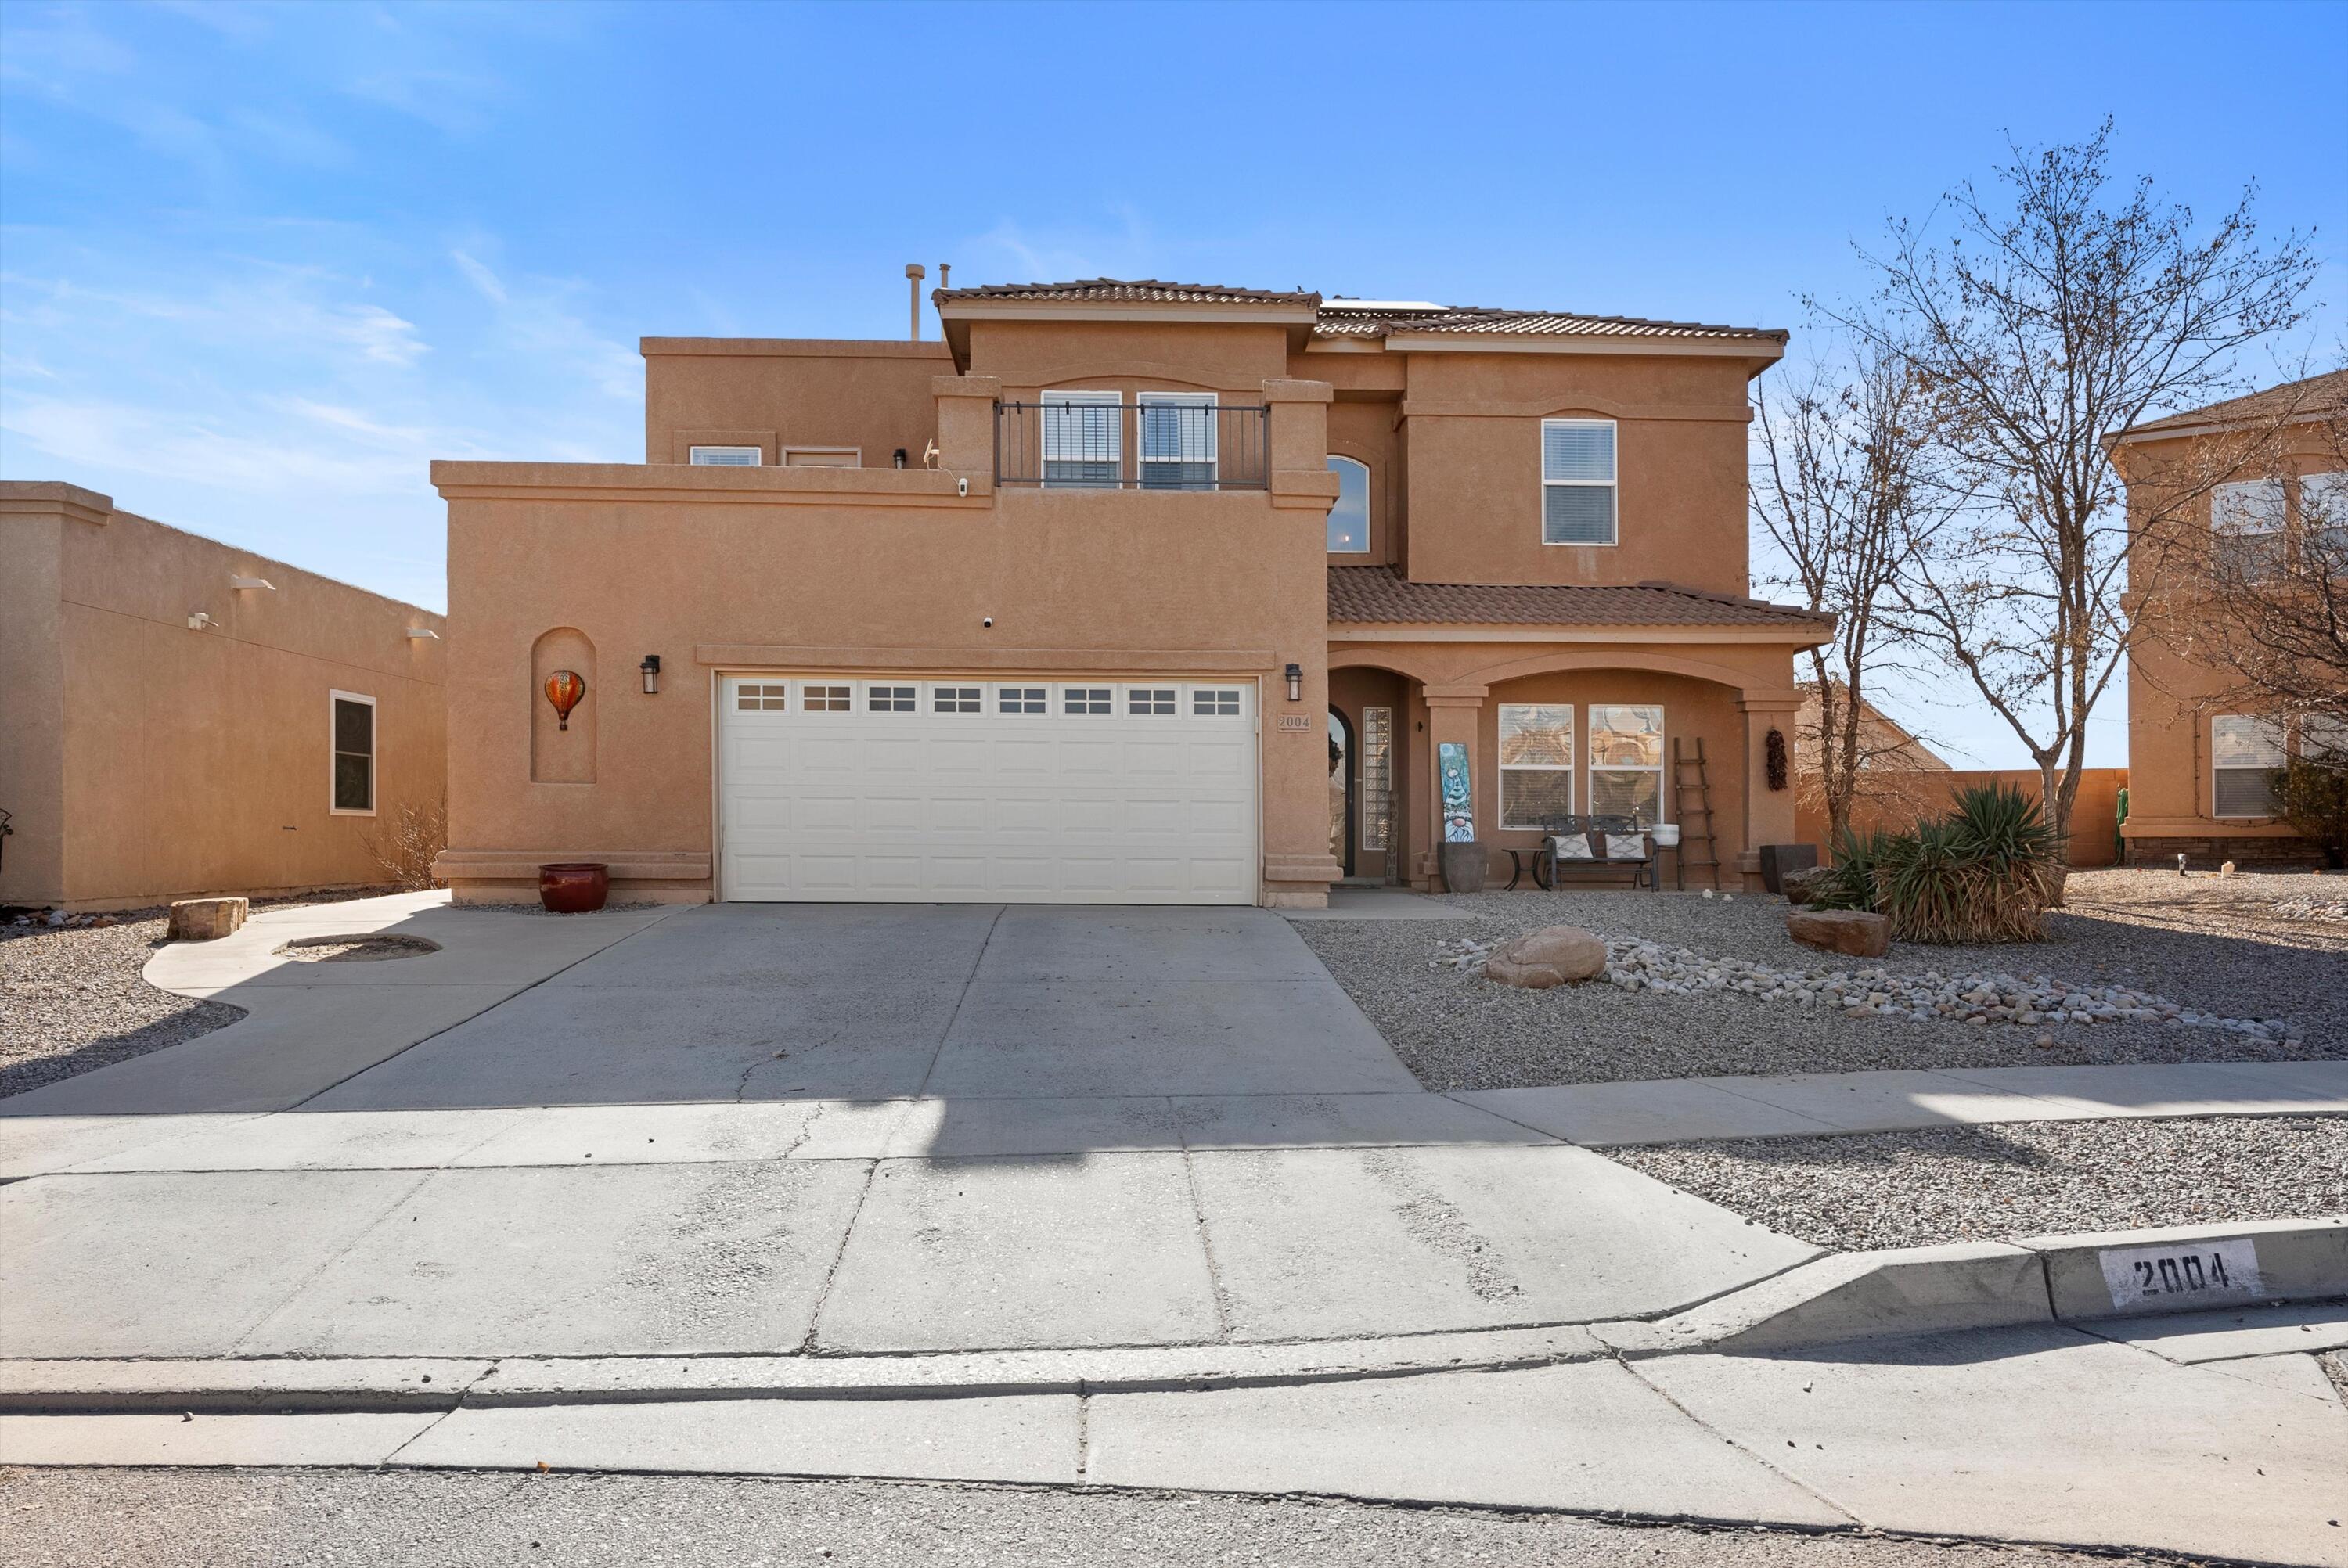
719,676 -> 1259,903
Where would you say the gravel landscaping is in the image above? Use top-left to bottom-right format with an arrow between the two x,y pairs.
1607,1114 -> 2348,1252
1295,869 -> 2347,1091
0,889 -> 404,1101
0,911 -> 245,1100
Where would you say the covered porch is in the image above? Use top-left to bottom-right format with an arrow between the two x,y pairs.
1322,570 -> 1833,894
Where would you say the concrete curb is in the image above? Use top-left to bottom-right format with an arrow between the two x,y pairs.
1602,1215 -> 2348,1358
9,1221 -> 2340,1415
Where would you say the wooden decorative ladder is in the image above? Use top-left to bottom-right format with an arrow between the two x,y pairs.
1670,737 -> 1722,891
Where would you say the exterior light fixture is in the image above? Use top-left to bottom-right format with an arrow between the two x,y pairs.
405,627 -> 441,641
544,670 -> 586,731
187,610 -> 217,631
639,654 -> 661,696
1284,663 -> 1303,703
229,575 -> 275,592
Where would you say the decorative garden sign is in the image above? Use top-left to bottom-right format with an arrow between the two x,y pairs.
1439,741 -> 1475,843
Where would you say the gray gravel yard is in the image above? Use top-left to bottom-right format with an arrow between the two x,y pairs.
0,912 -> 243,1100
1607,1115 -> 2348,1252
1295,869 -> 2347,1091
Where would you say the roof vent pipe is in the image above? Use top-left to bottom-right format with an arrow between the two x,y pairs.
906,264 -> 925,340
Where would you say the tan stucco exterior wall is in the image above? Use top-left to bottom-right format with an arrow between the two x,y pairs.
2115,426 -> 2339,863
0,482 -> 447,910
433,373 -> 1341,905
643,338 -> 951,467
1387,352 -> 1759,594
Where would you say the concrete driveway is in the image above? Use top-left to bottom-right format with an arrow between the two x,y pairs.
1,895 -> 1814,1360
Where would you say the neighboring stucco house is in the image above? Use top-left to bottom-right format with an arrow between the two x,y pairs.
430,279 -> 1830,907
2112,371 -> 2348,868
0,482 -> 447,912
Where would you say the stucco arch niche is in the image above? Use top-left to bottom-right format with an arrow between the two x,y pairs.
531,627 -> 596,784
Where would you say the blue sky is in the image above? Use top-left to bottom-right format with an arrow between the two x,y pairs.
3,0 -> 2342,767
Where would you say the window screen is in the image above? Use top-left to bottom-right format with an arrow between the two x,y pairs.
1542,420 -> 1617,545
332,696 -> 374,813
2212,716 -> 2285,817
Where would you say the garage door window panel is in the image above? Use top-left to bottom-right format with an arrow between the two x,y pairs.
999,686 -> 1046,714
1063,686 -> 1112,715
804,685 -> 851,713
867,685 -> 916,713
934,685 -> 982,714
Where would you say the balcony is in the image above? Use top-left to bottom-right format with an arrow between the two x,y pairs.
993,397 -> 1269,491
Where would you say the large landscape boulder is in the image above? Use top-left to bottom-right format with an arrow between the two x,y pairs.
1484,924 -> 1608,989
167,897 -> 247,942
1780,866 -> 1836,906
1784,907 -> 1890,958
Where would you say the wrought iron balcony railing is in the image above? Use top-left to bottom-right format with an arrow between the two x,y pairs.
993,398 -> 1269,490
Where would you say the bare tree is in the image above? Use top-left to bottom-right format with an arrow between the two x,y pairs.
2130,375 -> 2348,732
1828,120 -> 2317,836
1752,336 -> 1947,847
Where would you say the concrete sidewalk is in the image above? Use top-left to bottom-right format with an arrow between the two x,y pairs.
1,1314 -> 2339,1566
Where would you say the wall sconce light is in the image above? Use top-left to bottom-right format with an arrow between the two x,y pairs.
892,448 -> 908,469
639,654 -> 661,696
1284,663 -> 1303,703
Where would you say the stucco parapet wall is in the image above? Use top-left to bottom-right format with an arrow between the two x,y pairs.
1261,378 -> 1335,405
429,462 -> 990,508
1270,469 -> 1344,509
640,337 -> 953,361
432,850 -> 712,881
0,480 -> 113,527
694,644 -> 1278,673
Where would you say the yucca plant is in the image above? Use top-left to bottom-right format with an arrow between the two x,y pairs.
1943,782 -> 2065,937
1808,785 -> 2065,944
1810,826 -> 1896,912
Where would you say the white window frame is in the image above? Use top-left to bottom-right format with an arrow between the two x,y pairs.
2211,478 -> 2287,579
1586,703 -> 1666,824
329,689 -> 376,817
1127,686 -> 1177,716
1137,391 -> 1218,489
1327,455 -> 1370,554
866,684 -> 916,713
1062,685 -> 1112,715
2210,714 -> 2287,819
1040,390 -> 1122,489
998,685 -> 1048,715
735,682 -> 790,712
801,683 -> 852,713
688,444 -> 762,466
2303,472 -> 2347,566
1540,418 -> 1618,547
1497,703 -> 1576,829
1192,686 -> 1243,718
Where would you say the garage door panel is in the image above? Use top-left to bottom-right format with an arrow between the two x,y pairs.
722,676 -> 1259,904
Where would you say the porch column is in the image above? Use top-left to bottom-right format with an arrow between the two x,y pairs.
1422,685 -> 1487,888
931,375 -> 999,494
1738,690 -> 1802,892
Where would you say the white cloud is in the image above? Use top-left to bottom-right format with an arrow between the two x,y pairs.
449,248 -> 508,305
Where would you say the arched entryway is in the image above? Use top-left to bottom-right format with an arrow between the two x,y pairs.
1328,707 -> 1356,877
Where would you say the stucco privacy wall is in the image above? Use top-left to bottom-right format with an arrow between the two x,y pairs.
0,482 -> 447,909
431,376 -> 1341,905
643,338 -> 950,467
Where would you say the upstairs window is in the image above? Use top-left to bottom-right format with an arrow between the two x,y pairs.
2211,479 -> 2285,581
330,692 -> 376,815
1327,456 -> 1370,552
1041,390 -> 1121,488
2211,714 -> 2286,818
1139,392 -> 1218,489
1541,419 -> 1617,545
2303,472 -> 2347,570
688,445 -> 762,466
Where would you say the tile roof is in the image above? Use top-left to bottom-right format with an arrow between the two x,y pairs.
2113,368 -> 2348,441
1327,566 -> 1834,629
1316,301 -> 1785,343
936,278 -> 1320,306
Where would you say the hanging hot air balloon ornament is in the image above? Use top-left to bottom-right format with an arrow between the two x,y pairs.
543,670 -> 586,731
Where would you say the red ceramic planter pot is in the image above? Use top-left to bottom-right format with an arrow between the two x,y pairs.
538,862 -> 610,914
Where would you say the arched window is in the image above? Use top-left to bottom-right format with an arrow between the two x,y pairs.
1326,456 -> 1370,553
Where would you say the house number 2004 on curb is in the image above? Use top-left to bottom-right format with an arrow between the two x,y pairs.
2098,1238 -> 2264,1311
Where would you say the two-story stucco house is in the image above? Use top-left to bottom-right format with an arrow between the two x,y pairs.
430,279 -> 1831,908
2112,369 -> 2348,868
